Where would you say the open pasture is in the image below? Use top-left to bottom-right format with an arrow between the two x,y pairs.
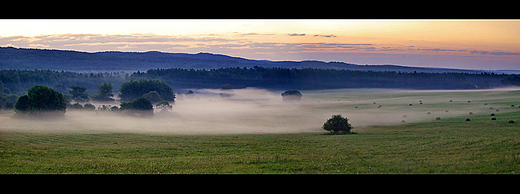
1,88 -> 519,174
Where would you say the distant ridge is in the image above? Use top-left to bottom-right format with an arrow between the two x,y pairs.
0,46 -> 517,74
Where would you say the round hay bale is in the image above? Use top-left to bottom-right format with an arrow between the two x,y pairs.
401,120 -> 406,123
419,100 -> 422,103
450,100 -> 453,102
508,120 -> 515,123
409,104 -> 413,106
511,105 -> 515,107
496,109 -> 500,112
427,112 -> 431,114
445,110 -> 449,112
355,106 -> 358,108
468,101 -> 471,103
490,113 -> 495,116
469,112 -> 473,115
466,118 -> 471,121
484,103 -> 488,105
491,117 -> 497,120
490,107 -> 494,109
436,117 -> 441,120
420,102 -> 423,104
373,102 -> 376,104
377,105 -> 382,108
403,115 -> 407,117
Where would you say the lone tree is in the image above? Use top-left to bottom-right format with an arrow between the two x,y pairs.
323,114 -> 352,135
91,82 -> 114,101
14,85 -> 67,117
219,84 -> 235,98
281,90 -> 302,101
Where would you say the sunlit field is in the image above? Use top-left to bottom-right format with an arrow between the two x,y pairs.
1,88 -> 519,174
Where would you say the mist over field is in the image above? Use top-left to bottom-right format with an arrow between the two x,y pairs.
1,87 -> 519,135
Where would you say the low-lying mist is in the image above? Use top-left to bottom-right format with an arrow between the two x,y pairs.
1,87 -> 519,135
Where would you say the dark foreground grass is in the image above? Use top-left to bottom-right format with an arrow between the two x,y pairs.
1,111 -> 520,174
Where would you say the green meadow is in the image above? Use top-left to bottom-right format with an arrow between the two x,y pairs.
1,88 -> 519,174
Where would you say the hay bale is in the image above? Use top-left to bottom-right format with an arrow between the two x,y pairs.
409,104 -> 413,106
427,112 -> 431,114
484,103 -> 488,105
466,118 -> 471,121
490,113 -> 495,116
401,120 -> 406,123
508,120 -> 515,123
373,102 -> 376,104
355,106 -> 358,108
491,117 -> 497,120
490,107 -> 494,109
496,109 -> 500,112
403,115 -> 407,117
445,110 -> 449,112
436,117 -> 441,120
420,102 -> 423,104
511,105 -> 515,107
469,112 -> 473,115
377,105 -> 382,108
450,100 -> 453,102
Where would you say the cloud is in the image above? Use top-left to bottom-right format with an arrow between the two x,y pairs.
470,50 -> 520,56
421,48 -> 467,52
288,33 -> 306,36
232,32 -> 275,37
313,34 -> 337,38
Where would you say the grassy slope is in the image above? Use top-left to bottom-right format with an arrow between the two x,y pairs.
1,111 -> 519,174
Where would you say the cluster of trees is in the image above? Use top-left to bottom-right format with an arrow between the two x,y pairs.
119,79 -> 175,102
14,85 -> 67,118
10,78 -> 177,117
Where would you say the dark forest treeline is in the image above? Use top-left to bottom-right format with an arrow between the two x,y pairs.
0,67 -> 517,98
133,66 -> 511,90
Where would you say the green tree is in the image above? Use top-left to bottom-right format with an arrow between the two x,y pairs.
69,85 -> 89,102
142,91 -> 162,103
323,114 -> 352,135
219,84 -> 235,98
185,90 -> 195,99
281,90 -> 302,101
156,100 -> 173,113
119,79 -> 175,102
91,82 -> 114,101
83,103 -> 96,110
14,85 -> 66,117
120,97 -> 154,117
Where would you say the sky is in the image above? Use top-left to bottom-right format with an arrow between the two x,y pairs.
1,19 -> 520,70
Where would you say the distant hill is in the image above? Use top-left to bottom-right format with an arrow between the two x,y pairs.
1,46 -> 517,74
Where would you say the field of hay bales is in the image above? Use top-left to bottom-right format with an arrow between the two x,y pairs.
1,88 -> 519,174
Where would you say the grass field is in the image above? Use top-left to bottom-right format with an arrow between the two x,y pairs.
1,88 -> 519,174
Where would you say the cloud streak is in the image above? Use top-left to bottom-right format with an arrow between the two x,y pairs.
470,50 -> 520,56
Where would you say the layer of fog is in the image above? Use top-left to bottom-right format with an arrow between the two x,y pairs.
1,87 -> 519,135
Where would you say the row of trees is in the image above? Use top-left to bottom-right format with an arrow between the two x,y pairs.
1,68 -> 517,97
136,66 -> 512,90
